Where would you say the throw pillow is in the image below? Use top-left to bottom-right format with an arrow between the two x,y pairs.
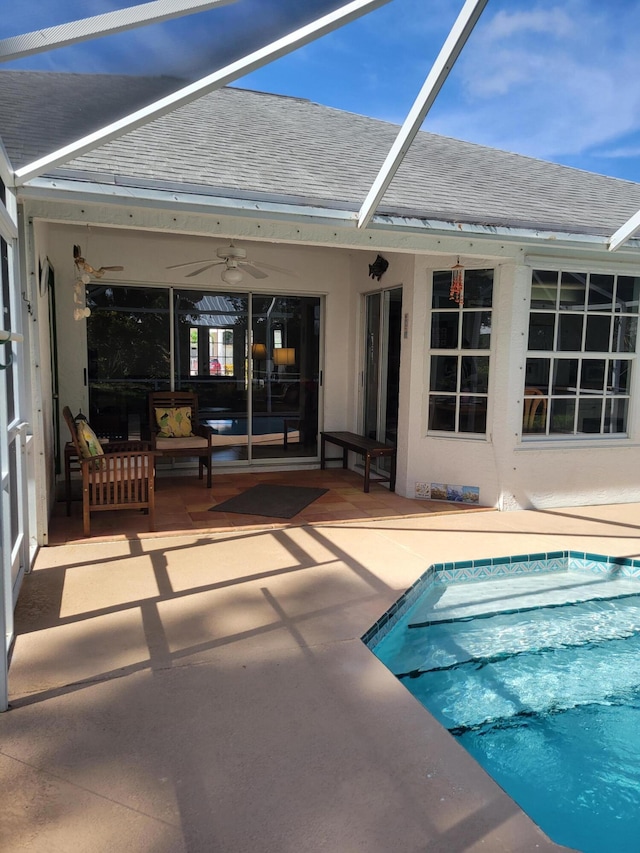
75,419 -> 105,469
155,406 -> 194,438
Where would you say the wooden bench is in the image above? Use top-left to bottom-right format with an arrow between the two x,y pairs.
320,431 -> 396,493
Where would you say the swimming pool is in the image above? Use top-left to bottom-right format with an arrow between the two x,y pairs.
364,551 -> 640,853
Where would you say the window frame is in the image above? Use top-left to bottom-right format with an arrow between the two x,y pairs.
523,267 -> 639,441
427,267 -> 495,438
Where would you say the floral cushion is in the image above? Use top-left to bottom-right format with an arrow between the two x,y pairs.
75,419 -> 105,469
155,406 -> 194,438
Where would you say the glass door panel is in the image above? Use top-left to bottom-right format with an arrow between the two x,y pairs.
87,285 -> 170,439
174,290 -> 249,462
363,292 -> 381,441
363,287 -> 402,475
384,288 -> 402,447
251,295 -> 320,459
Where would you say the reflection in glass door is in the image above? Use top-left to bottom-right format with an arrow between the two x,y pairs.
251,295 -> 320,459
174,290 -> 249,462
86,286 -> 321,464
363,288 -> 402,471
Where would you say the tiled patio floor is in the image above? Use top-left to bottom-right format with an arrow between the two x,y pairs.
50,466 -> 488,544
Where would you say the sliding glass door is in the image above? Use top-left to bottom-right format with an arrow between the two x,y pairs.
251,295 -> 320,459
86,285 -> 321,463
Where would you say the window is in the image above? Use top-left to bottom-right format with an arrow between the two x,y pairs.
428,268 -> 493,434
524,269 -> 639,437
189,327 -> 234,376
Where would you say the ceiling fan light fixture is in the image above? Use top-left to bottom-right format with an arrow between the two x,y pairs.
217,243 -> 247,262
222,266 -> 243,285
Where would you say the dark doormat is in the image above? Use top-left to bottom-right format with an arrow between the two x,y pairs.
210,484 -> 328,519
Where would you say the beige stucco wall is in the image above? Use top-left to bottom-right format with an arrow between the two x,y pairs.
41,221 -> 357,467
28,210 -> 640,518
403,259 -> 640,510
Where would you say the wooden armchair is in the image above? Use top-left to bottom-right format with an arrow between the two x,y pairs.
63,407 -> 156,536
523,388 -> 547,431
148,391 -> 213,487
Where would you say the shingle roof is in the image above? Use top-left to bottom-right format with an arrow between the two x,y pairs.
4,70 -> 640,237
0,71 -> 182,171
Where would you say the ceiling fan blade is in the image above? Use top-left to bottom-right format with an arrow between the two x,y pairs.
100,266 -> 124,271
252,261 -> 298,277
185,263 -> 221,277
166,258 -> 218,270
241,262 -> 268,279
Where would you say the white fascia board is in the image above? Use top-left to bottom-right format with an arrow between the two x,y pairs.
357,0 -> 489,229
0,0 -> 237,62
525,253 -> 640,272
608,208 -> 640,252
367,215 -> 614,247
19,177 -> 619,251
0,330 -> 23,343
14,0 -> 390,186
0,203 -> 18,242
0,143 -> 18,240
0,137 -> 14,189
19,177 -> 358,226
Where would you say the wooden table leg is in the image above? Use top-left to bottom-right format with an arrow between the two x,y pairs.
364,452 -> 371,493
64,443 -> 73,516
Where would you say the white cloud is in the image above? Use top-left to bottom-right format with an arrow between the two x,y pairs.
594,145 -> 640,160
424,0 -> 640,164
482,7 -> 575,41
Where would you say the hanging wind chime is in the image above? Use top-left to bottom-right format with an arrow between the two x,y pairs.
450,257 -> 464,307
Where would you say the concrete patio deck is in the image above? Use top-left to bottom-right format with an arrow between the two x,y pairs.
5,492 -> 640,852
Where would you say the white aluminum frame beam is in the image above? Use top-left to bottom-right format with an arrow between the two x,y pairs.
14,0 -> 390,186
357,0 -> 489,229
608,209 -> 640,252
0,0 -> 237,63
0,331 -> 23,344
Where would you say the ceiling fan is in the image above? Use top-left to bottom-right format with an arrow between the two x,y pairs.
166,243 -> 293,284
73,244 -> 124,279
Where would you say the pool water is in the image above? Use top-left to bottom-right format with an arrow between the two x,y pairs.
369,566 -> 640,853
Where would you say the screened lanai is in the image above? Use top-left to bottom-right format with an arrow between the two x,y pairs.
2,0 -> 496,709
3,0 -> 640,718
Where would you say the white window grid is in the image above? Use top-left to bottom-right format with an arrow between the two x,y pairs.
428,269 -> 493,436
524,269 -> 639,438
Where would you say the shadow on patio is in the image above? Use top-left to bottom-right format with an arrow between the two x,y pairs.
5,492 -> 566,852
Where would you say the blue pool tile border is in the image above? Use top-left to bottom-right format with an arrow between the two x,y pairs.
362,549 -> 640,649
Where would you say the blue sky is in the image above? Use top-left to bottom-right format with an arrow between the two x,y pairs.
5,0 -> 640,182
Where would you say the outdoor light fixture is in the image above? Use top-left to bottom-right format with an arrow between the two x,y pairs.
272,347 -> 296,366
73,278 -> 91,321
368,254 -> 388,281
